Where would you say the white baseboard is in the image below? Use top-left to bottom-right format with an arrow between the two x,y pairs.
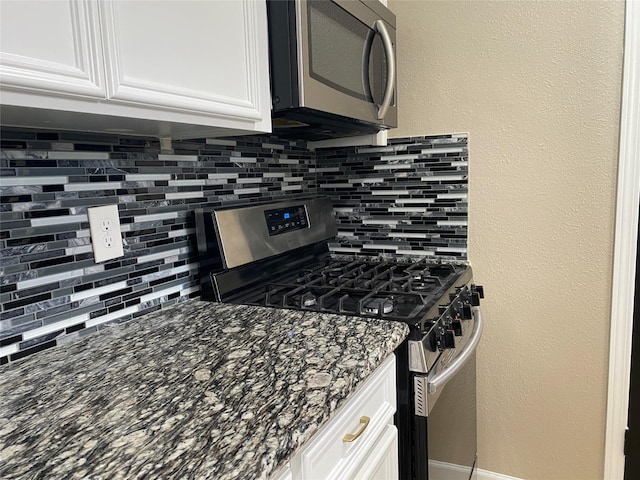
428,460 -> 470,480
429,460 -> 524,480
476,467 -> 525,480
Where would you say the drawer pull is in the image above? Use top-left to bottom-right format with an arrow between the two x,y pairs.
342,416 -> 370,442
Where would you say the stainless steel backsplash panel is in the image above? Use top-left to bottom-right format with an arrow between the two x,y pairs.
197,197 -> 337,270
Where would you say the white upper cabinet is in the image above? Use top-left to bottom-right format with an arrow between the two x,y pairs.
99,0 -> 267,125
0,0 -> 271,138
0,0 -> 105,98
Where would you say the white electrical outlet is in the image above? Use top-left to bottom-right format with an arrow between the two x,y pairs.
88,205 -> 124,263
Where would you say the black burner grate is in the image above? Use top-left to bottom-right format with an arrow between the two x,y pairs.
235,258 -> 464,322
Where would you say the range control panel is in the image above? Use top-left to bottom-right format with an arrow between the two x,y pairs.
264,204 -> 309,236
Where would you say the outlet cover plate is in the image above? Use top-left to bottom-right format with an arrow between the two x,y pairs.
88,205 -> 124,263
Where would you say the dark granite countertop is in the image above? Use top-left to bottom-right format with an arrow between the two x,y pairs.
0,300 -> 408,479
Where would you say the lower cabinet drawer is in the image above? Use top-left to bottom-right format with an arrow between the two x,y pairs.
297,354 -> 397,480
351,424 -> 398,480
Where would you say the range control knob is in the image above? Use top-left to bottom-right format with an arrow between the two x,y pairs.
427,331 -> 438,352
421,320 -> 436,338
451,318 -> 463,336
442,330 -> 456,349
461,304 -> 473,320
470,290 -> 482,307
472,284 -> 485,298
471,292 -> 481,306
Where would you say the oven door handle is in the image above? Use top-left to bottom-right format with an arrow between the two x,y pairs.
428,308 -> 483,394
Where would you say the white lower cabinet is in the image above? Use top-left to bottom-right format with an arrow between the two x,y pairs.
283,354 -> 398,480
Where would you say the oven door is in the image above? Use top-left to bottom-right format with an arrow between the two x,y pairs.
295,0 -> 397,127
413,308 -> 483,480
427,352 -> 478,480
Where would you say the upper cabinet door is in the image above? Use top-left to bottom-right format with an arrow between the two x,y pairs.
99,0 -> 269,124
0,0 -> 105,98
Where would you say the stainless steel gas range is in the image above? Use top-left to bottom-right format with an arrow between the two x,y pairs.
195,196 -> 483,480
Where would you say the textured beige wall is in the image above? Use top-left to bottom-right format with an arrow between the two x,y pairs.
387,1 -> 625,479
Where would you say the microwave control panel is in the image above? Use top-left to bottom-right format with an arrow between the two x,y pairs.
264,205 -> 308,236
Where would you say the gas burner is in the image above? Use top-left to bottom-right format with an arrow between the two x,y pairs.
387,281 -> 408,293
361,298 -> 394,315
324,267 -> 345,278
389,266 -> 410,281
339,269 -> 360,279
302,294 -> 317,307
409,279 -> 439,293
390,271 -> 413,283
390,275 -> 410,284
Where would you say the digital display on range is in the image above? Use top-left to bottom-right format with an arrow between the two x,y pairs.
264,205 -> 309,236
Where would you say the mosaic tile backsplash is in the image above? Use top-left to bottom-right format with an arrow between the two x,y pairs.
0,129 -> 467,363
317,134 -> 468,260
0,129 -> 314,364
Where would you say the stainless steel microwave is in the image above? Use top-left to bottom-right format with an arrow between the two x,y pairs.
266,0 -> 397,141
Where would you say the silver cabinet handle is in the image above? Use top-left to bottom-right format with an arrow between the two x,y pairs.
427,308 -> 483,394
374,20 -> 395,120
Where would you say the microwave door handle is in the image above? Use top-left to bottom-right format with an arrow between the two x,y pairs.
374,20 -> 395,120
362,30 -> 376,104
427,307 -> 483,394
